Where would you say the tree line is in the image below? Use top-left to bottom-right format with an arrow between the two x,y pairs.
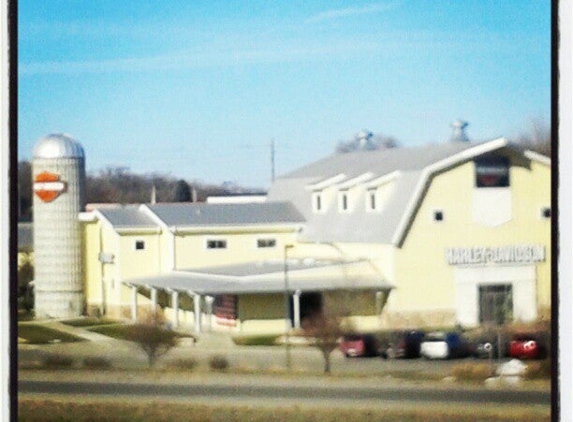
17,163 -> 262,222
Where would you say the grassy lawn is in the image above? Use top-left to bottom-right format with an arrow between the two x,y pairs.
17,325 -> 84,344
87,323 -> 196,343
17,397 -> 551,422
87,323 -> 132,340
232,334 -> 281,346
60,317 -> 121,327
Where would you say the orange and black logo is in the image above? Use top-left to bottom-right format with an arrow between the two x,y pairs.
33,171 -> 67,202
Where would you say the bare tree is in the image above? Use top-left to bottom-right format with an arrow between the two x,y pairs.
173,179 -> 192,202
127,310 -> 179,368
17,256 -> 34,311
301,303 -> 351,374
18,161 -> 33,221
513,118 -> 551,157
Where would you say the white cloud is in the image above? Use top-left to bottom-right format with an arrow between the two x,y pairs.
306,2 -> 401,23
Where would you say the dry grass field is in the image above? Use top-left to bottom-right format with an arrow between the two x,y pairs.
17,397 -> 551,422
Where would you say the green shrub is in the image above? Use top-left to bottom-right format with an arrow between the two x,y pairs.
451,362 -> 494,382
83,357 -> 112,370
232,335 -> 280,346
170,358 -> 199,371
43,354 -> 74,369
209,355 -> 229,371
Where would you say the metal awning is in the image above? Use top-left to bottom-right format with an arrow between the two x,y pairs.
123,259 -> 393,295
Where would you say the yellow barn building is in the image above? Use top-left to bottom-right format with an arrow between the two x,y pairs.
76,136 -> 550,334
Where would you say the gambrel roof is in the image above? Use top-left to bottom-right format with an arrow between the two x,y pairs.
267,138 -> 550,246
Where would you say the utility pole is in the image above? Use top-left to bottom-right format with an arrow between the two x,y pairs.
270,138 -> 275,183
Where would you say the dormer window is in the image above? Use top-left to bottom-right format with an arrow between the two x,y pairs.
312,191 -> 324,213
366,190 -> 377,212
338,191 -> 350,213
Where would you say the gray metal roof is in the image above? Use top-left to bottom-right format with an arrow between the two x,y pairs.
267,140 -> 510,244
18,222 -> 33,252
145,202 -> 305,227
282,141 -> 486,180
124,259 -> 392,295
97,206 -> 158,229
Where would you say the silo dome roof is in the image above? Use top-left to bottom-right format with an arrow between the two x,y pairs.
33,134 -> 85,159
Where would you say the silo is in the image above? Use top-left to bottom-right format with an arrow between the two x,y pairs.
32,134 -> 85,318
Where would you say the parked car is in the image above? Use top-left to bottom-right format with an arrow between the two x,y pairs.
380,330 -> 425,359
471,338 -> 501,359
340,334 -> 379,357
507,333 -> 548,359
420,331 -> 470,360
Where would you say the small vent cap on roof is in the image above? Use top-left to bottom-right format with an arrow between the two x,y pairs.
450,120 -> 469,142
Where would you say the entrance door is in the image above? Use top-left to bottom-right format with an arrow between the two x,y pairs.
479,284 -> 513,325
299,292 -> 323,323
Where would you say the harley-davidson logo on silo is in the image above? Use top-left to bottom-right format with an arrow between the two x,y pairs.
33,171 -> 67,202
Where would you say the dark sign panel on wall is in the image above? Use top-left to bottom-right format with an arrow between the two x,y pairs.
475,157 -> 510,188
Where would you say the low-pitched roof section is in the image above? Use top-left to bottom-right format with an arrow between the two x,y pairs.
143,202 -> 305,228
123,259 -> 393,295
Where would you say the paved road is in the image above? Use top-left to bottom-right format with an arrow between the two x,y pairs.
18,379 -> 550,406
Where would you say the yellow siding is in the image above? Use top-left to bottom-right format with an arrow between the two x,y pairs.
174,231 -> 299,268
393,157 -> 551,320
82,220 -> 103,313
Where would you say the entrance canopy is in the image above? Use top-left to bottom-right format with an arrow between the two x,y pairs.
123,259 -> 393,295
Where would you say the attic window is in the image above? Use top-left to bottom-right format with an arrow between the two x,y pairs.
475,157 -> 510,188
135,240 -> 145,250
433,210 -> 444,222
541,207 -> 551,219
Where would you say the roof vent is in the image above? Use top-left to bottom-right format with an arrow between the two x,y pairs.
450,120 -> 469,142
357,130 -> 374,149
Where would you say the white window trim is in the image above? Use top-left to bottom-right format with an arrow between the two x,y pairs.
205,237 -> 228,250
366,189 -> 378,212
338,190 -> 351,213
312,191 -> 325,213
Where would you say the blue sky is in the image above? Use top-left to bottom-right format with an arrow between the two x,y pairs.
18,1 -> 551,189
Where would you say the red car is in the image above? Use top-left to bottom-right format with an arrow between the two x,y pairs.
508,333 -> 548,359
339,334 -> 379,357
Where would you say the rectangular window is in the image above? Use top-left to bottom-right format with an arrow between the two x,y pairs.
475,157 -> 510,188
207,239 -> 227,249
541,207 -> 551,219
369,191 -> 376,211
315,193 -> 322,211
433,210 -> 444,222
257,238 -> 276,248
338,191 -> 349,212
135,240 -> 145,250
479,284 -> 513,325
